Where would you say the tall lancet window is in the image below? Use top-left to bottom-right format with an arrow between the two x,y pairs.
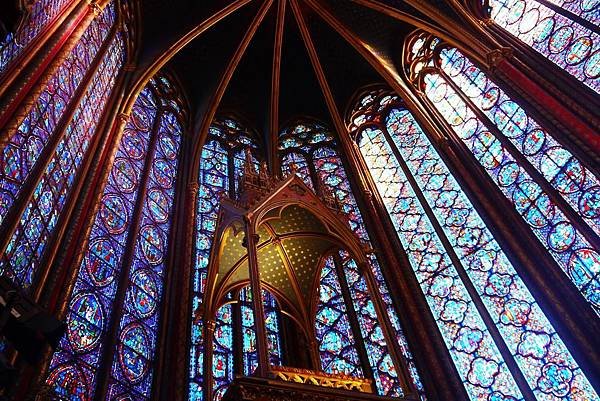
404,32 -> 600,317
279,121 -> 424,398
45,74 -> 185,400
189,117 -> 283,401
0,0 -> 73,75
0,2 -> 124,289
487,0 -> 599,92
349,88 -> 598,401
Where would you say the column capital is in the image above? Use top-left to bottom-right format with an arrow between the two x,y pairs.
86,0 -> 102,16
486,47 -> 513,70
205,319 -> 216,333
187,182 -> 199,197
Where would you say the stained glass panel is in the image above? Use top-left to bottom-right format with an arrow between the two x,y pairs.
108,109 -> 182,399
239,287 -> 282,376
0,0 -> 72,74
423,71 -> 600,314
489,0 -> 599,92
189,140 -> 228,401
315,257 -> 363,377
384,103 -> 597,400
438,47 -> 600,237
46,85 -> 158,400
358,125 -> 523,401
212,304 -> 234,401
0,3 -> 115,228
1,32 -> 125,289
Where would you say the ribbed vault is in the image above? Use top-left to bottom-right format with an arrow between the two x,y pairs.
127,0 -> 499,168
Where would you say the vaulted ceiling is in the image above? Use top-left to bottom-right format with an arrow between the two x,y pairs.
132,0 -> 466,150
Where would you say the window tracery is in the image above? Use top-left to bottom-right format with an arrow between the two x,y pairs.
349,87 -> 599,401
405,32 -> 600,316
487,0 -> 599,92
45,75 -> 184,400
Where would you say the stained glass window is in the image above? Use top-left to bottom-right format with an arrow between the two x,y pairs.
279,121 -> 424,398
0,2 -> 115,229
488,0 -> 599,93
350,88 -> 599,401
212,303 -> 234,401
189,117 -> 264,401
239,287 -> 282,376
0,3 -> 120,290
211,288 -> 282,401
405,33 -> 600,316
0,0 -> 72,75
45,75 -> 184,400
315,256 -> 363,377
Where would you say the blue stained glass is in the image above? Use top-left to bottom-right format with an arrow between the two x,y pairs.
1,14 -> 123,290
0,3 -> 115,229
422,71 -> 600,315
190,118 -> 261,400
46,85 -> 157,400
358,124 -> 523,401
213,304 -> 234,401
239,287 -> 282,376
189,139 -> 228,400
382,103 -> 597,400
0,0 -> 72,75
280,122 -> 424,398
315,257 -> 363,377
438,47 -> 600,236
281,152 -> 314,190
545,0 -> 599,24
489,0 -> 599,92
108,108 -> 182,398
46,75 -> 183,400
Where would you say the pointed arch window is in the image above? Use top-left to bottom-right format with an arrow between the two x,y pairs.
487,0 -> 599,92
0,0 -> 73,75
0,2 -> 124,289
189,117 -> 280,401
349,88 -> 598,401
405,32 -> 600,316
45,75 -> 184,400
279,121 -> 424,398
